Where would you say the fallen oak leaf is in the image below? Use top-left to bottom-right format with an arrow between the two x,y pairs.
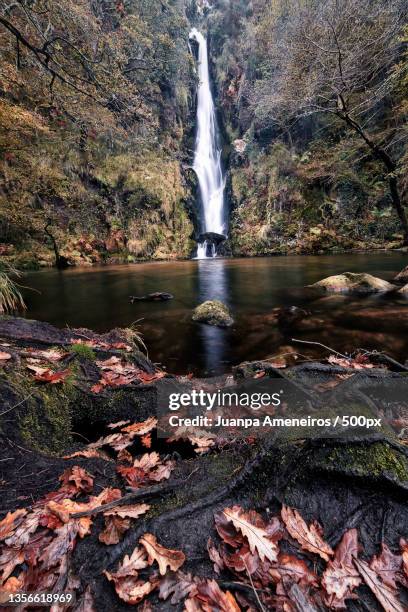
89,432 -> 131,452
322,529 -> 361,609
103,503 -> 150,519
354,557 -> 405,612
370,542 -> 406,590
278,578 -> 320,612
108,546 -> 148,578
328,354 -> 374,370
0,509 -> 26,540
222,543 -> 260,575
103,546 -> 155,603
5,508 -> 42,547
270,554 -> 319,589
44,487 -> 122,531
222,506 -> 279,563
26,364 -> 71,384
24,348 -> 68,362
45,501 -> 92,538
0,547 -> 24,583
133,452 -> 161,471
108,420 -> 131,430
281,505 -> 333,562
0,575 -> 25,597
189,435 -> 216,455
99,504 -> 149,544
159,571 -> 198,604
23,530 -> 53,566
141,433 -> 152,449
214,509 -> 245,548
39,522 -> 79,570
121,417 -> 157,436
99,516 -> 131,545
59,466 -> 94,494
186,579 -> 241,612
149,461 -> 175,482
104,574 -> 157,605
63,449 -> 111,461
139,533 -> 185,575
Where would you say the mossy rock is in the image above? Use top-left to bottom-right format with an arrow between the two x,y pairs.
310,272 -> 394,294
192,300 -> 234,327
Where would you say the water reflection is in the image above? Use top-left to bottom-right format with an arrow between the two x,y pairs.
197,258 -> 229,375
22,252 -> 408,376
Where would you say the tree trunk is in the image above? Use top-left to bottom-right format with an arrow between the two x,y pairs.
342,112 -> 408,246
45,222 -> 70,269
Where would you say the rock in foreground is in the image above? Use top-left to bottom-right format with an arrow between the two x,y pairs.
310,272 -> 394,294
192,300 -> 234,327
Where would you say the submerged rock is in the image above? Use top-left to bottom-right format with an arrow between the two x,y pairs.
310,272 -> 394,294
192,300 -> 234,327
394,266 -> 408,285
130,292 -> 173,303
276,306 -> 309,331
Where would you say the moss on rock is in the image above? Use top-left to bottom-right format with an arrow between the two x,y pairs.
192,300 -> 234,327
310,272 -> 395,294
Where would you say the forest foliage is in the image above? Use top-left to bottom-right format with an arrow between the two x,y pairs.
0,0 -> 197,268
210,0 -> 408,255
1,0 -> 407,264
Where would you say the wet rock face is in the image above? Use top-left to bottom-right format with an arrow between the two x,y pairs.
192,300 -> 234,327
394,266 -> 408,285
197,232 -> 226,245
310,272 -> 395,294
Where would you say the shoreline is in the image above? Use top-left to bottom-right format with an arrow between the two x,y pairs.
12,245 -> 408,274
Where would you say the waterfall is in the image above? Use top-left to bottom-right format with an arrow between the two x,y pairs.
190,28 -> 226,259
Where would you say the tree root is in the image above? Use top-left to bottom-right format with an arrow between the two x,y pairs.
101,433 -> 408,571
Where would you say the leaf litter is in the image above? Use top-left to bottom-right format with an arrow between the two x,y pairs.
1,416 -> 408,610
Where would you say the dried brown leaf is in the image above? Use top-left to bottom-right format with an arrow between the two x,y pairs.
139,533 -> 185,575
281,505 -> 333,562
322,529 -> 361,609
354,557 -> 405,612
222,506 -> 279,563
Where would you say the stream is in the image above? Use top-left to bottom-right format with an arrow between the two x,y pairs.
23,252 -> 408,376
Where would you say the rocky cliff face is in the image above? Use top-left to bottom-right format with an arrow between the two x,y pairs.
0,0 -> 200,268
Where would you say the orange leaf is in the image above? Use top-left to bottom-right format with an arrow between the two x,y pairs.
59,466 -> 94,494
99,516 -> 130,545
0,509 -> 26,541
139,533 -> 185,575
281,505 -> 333,562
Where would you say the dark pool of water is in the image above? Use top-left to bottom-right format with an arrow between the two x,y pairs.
22,252 -> 408,376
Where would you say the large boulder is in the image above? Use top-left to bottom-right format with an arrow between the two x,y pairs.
310,272 -> 394,294
192,300 -> 234,327
394,266 -> 408,285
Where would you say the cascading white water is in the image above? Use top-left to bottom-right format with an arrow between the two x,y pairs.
190,28 -> 225,259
